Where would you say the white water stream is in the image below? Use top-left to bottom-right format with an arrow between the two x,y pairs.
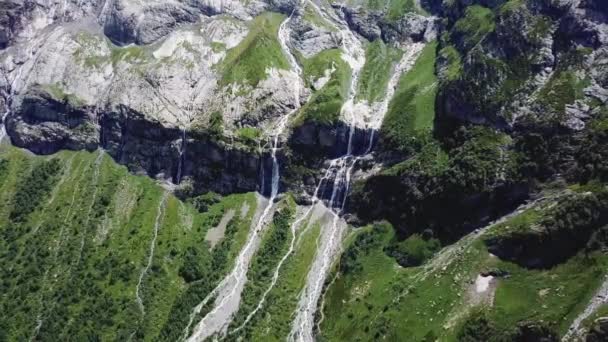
563,277 -> 608,341
73,150 -> 105,268
184,10 -> 303,342
228,167 -> 335,336
287,2 -> 426,341
135,192 -> 168,315
176,128 -> 187,184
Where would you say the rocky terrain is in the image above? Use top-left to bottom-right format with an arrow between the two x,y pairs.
1,0 -> 608,341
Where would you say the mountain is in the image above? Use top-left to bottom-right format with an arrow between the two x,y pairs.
1,0 -> 607,341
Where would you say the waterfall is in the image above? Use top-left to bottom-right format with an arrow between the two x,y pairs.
0,97 -> 9,143
176,128 -> 187,184
288,2 -> 427,341
184,10 -> 303,341
0,61 -> 25,143
227,167 -> 335,336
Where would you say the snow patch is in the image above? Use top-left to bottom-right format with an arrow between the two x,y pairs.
475,275 -> 494,293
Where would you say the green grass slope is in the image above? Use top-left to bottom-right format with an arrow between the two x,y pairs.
220,12 -> 289,87
357,40 -> 402,103
320,198 -> 608,341
0,147 -> 258,341
381,41 -> 438,153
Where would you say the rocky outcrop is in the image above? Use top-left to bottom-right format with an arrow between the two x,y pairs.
484,190 -> 608,268
587,317 -> 608,342
7,86 -> 99,153
291,16 -> 341,58
340,5 -> 438,43
0,0 -> 23,49
8,96 -> 265,195
341,6 -> 383,41
435,0 -> 608,134
289,121 -> 372,160
102,0 -> 200,45
101,0 -> 272,46
511,322 -> 559,342
379,13 -> 439,43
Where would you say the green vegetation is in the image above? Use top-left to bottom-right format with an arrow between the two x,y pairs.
210,41 -> 226,52
236,127 -> 262,144
357,40 -> 402,103
226,198 -> 295,338
0,146 -> 257,341
384,233 -> 441,267
244,222 -> 321,340
320,222 -> 488,341
9,158 -> 62,222
41,83 -> 85,106
452,5 -> 495,51
209,111 -> 224,137
380,41 -> 438,153
296,49 -> 351,125
73,32 -> 109,68
439,45 -> 463,81
320,201 -> 608,341
582,304 -> 608,331
219,12 -> 289,87
484,206 -> 542,238
576,111 -> 608,182
381,141 -> 449,177
485,188 -> 608,268
302,5 -> 334,31
499,0 -> 525,16
490,254 -> 607,335
110,45 -> 147,65
0,159 -> 9,188
352,126 -> 519,242
340,223 -> 393,275
537,70 -> 590,116
386,0 -> 429,21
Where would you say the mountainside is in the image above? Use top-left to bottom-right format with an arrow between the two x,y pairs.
1,0 -> 608,341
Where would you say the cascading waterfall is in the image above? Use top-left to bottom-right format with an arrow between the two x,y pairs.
288,2 -> 427,341
176,128 -> 187,184
227,166 -> 335,336
184,10 -> 303,342
0,60 -> 26,143
0,94 -> 10,143
287,3 -> 365,340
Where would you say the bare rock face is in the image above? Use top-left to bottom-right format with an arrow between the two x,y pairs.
102,0 -> 200,45
342,6 -> 383,41
291,16 -> 341,58
340,5 -> 438,44
587,317 -> 608,342
380,13 -> 439,43
0,0 -> 24,49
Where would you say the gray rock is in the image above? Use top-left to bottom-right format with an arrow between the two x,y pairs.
342,6 -> 383,41
380,13 -> 439,43
291,16 -> 341,58
564,101 -> 591,131
103,0 -> 200,45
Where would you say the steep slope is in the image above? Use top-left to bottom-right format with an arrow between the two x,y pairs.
1,0 -> 608,341
0,146 -> 260,341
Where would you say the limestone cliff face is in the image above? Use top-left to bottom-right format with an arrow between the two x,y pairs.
0,0 -> 436,197
0,0 -> 301,194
